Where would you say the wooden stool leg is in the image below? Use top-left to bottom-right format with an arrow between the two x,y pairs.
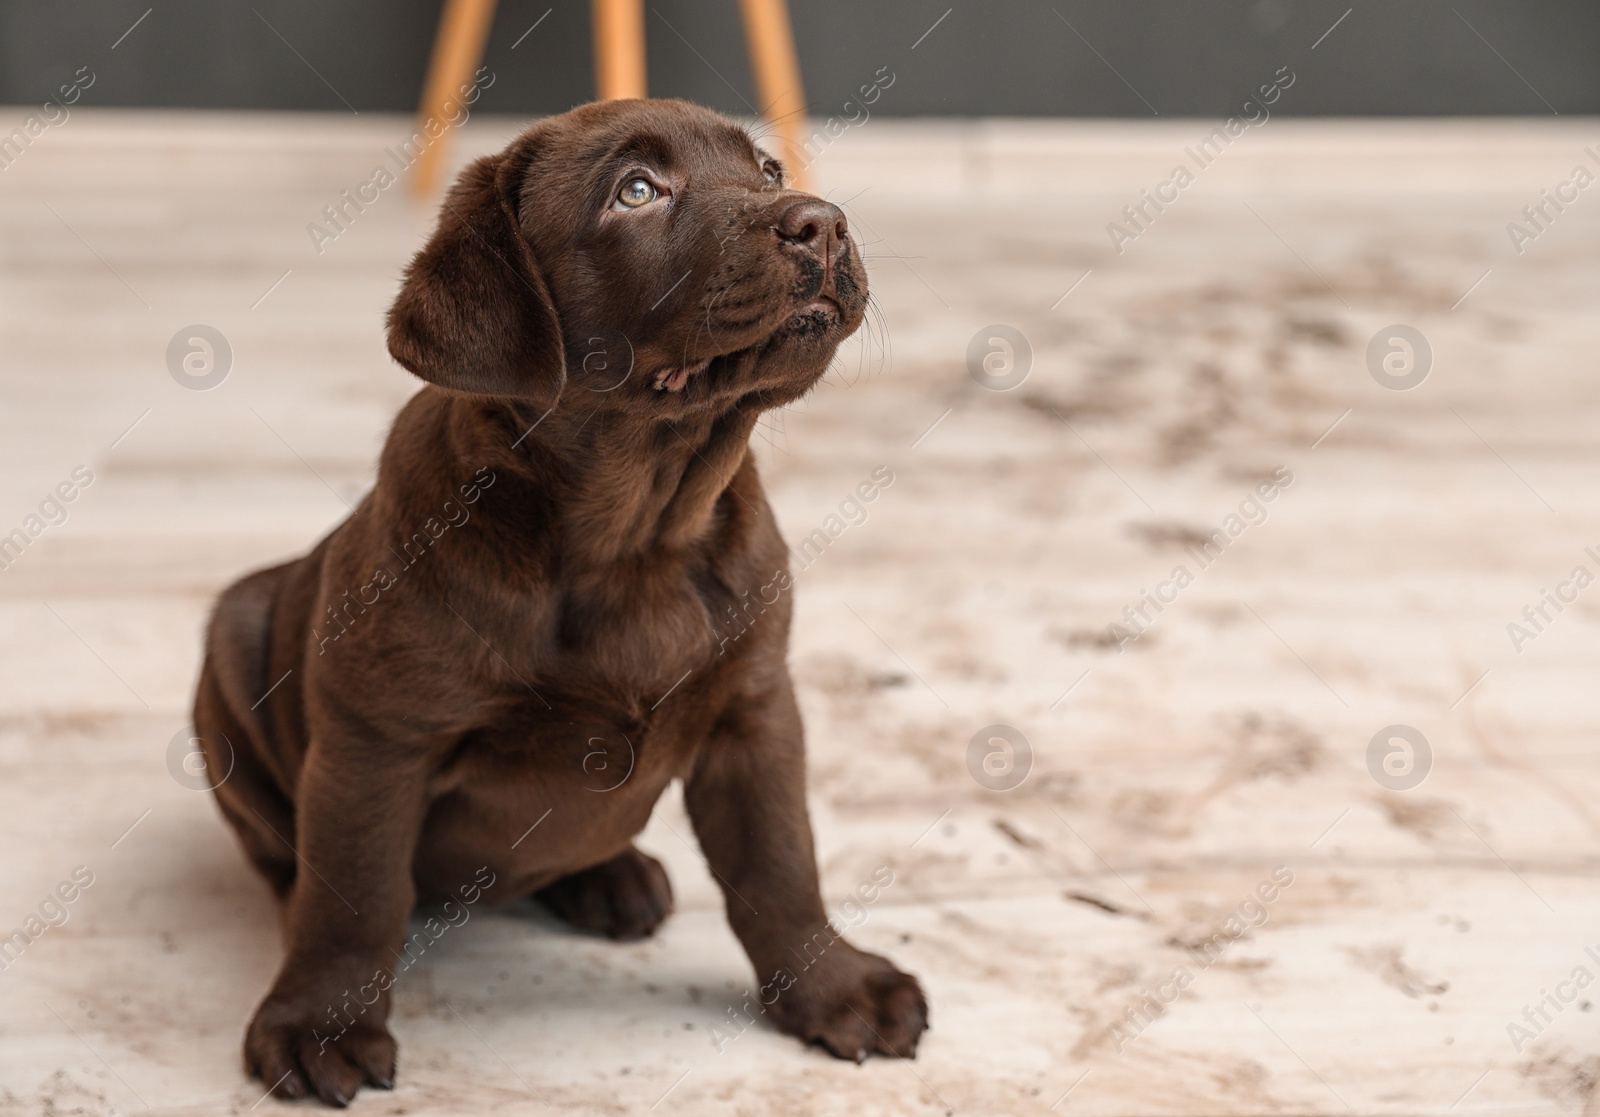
737,0 -> 810,190
411,0 -> 499,197
593,0 -> 647,100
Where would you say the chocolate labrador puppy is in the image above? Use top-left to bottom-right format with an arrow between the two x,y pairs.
191,98 -> 926,1106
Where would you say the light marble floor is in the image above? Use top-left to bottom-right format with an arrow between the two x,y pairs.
0,110 -> 1597,1115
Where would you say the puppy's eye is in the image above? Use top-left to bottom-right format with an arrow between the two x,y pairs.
616,178 -> 658,208
762,161 -> 784,186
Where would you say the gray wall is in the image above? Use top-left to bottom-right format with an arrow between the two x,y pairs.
1,1 -> 1595,117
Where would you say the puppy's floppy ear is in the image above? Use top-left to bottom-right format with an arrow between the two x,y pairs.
386,140 -> 565,407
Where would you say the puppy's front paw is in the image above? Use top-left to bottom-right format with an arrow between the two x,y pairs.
245,995 -> 396,1108
772,948 -> 928,1061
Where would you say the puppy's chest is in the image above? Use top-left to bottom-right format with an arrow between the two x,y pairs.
552,560 -> 734,693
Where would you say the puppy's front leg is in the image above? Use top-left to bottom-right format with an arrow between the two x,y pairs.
245,728 -> 432,1106
684,680 -> 928,1061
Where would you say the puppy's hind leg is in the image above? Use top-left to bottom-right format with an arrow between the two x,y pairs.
193,564 -> 300,900
536,846 -> 674,941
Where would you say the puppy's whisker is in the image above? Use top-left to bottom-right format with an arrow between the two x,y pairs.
849,293 -> 891,384
700,284 -> 739,348
872,298 -> 894,378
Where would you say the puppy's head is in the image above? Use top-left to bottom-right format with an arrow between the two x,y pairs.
387,99 -> 867,418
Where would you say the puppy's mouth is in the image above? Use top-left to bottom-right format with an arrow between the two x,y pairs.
649,297 -> 847,393
651,357 -> 711,393
792,296 -> 841,324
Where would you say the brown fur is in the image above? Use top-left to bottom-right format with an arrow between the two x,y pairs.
193,98 -> 926,1107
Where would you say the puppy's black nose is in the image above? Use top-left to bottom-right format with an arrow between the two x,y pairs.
775,198 -> 847,265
